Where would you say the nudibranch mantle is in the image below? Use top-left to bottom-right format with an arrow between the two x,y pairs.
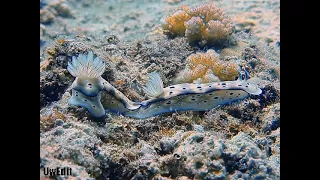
67,51 -> 262,119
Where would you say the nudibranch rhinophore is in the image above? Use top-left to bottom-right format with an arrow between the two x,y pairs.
67,51 -> 262,119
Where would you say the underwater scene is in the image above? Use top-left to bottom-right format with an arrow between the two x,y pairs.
40,0 -> 280,179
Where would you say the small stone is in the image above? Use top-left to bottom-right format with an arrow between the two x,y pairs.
193,124 -> 204,133
105,44 -> 117,51
83,127 -> 93,136
63,123 -> 71,129
54,119 -> 64,127
212,147 -> 222,158
54,127 -> 64,135
160,138 -> 175,154
72,169 -> 80,176
191,133 -> 204,143
40,9 -> 55,24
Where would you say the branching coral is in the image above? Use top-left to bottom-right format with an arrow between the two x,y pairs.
176,50 -> 239,83
162,3 -> 234,48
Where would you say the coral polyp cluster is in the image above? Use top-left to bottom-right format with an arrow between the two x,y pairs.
162,9 -> 191,36
162,3 -> 234,48
176,50 -> 239,83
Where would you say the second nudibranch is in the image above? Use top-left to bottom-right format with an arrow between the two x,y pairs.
67,51 -> 262,119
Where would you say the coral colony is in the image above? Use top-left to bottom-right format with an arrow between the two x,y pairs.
162,3 -> 233,48
67,51 -> 262,118
176,50 -> 239,83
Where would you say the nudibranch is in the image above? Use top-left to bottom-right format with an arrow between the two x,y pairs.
67,51 -> 262,119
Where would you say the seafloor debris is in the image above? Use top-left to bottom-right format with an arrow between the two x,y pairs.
41,120 -> 279,179
153,131 -> 279,179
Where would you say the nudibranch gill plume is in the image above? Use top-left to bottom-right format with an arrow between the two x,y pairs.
67,51 -> 262,119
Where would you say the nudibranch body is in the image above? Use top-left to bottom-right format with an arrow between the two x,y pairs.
67,51 -> 262,119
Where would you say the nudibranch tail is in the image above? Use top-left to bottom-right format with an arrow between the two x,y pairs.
67,51 -> 105,78
241,82 -> 262,95
235,70 -> 262,95
143,72 -> 164,98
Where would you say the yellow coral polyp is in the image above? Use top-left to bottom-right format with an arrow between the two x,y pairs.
190,64 -> 207,80
163,10 -> 191,36
188,3 -> 225,23
206,20 -> 231,40
212,61 -> 238,81
177,50 -> 239,83
184,17 -> 206,43
162,3 -> 233,47
187,51 -> 216,69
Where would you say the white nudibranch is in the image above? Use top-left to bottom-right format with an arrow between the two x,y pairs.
67,51 -> 263,119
